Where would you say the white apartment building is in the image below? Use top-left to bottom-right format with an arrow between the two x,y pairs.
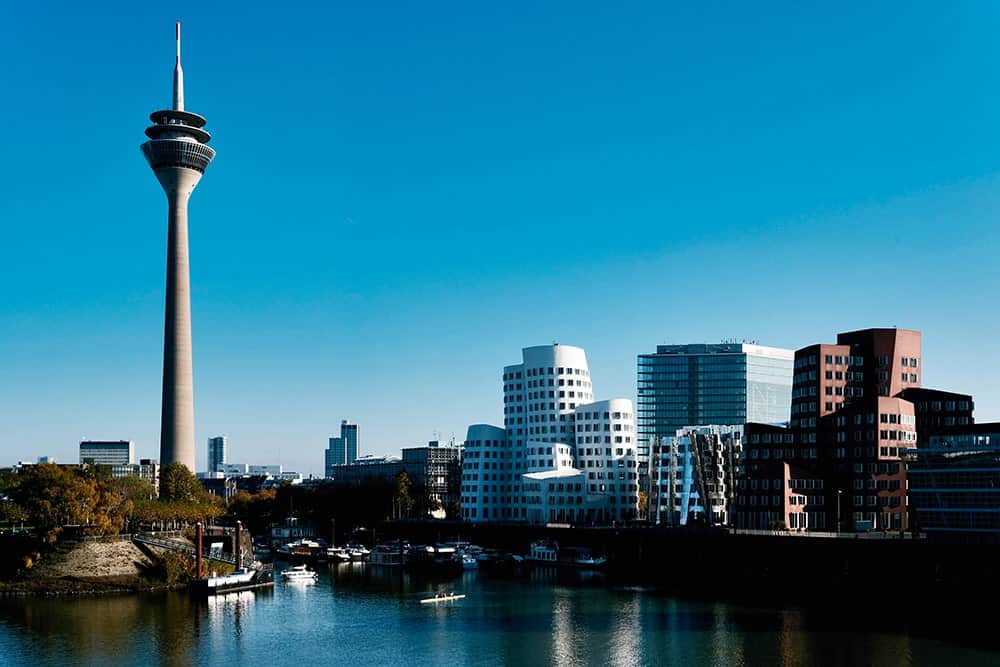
462,344 -> 638,524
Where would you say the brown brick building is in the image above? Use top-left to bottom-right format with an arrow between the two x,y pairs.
737,328 -> 923,532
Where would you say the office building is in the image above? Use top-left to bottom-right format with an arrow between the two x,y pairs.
110,459 -> 161,493
207,435 -> 227,473
142,23 -> 216,472
341,421 -> 359,463
896,388 -> 974,440
329,441 -> 463,514
325,420 -> 360,478
79,440 -> 135,466
906,424 -> 1000,542
651,425 -> 742,526
738,328 -> 921,532
637,343 -> 793,464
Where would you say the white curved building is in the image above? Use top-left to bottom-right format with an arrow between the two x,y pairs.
461,424 -> 507,522
573,399 -> 639,522
463,344 -> 637,524
516,344 -> 593,471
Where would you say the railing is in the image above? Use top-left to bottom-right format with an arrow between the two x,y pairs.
734,529 -> 920,539
133,532 -> 236,564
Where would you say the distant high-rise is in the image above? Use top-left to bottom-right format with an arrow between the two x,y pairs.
325,437 -> 344,478
637,343 -> 794,463
80,440 -> 135,466
207,435 -> 228,473
142,23 -> 216,472
341,421 -> 359,464
325,420 -> 360,477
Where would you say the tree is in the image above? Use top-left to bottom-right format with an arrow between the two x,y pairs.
228,489 -> 277,533
159,463 -> 202,502
637,491 -> 649,517
395,472 -> 414,519
10,464 -> 99,542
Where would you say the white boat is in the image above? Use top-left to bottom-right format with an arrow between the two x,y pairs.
344,544 -> 371,560
461,553 -> 478,570
419,592 -> 467,604
281,564 -> 318,581
191,566 -> 274,596
326,547 -> 352,563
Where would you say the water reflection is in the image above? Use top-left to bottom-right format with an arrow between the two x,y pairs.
0,565 -> 994,667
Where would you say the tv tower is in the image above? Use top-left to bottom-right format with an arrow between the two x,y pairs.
141,23 -> 215,472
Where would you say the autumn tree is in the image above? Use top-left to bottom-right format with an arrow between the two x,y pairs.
10,464 -> 99,542
395,471 -> 414,519
159,463 -> 202,502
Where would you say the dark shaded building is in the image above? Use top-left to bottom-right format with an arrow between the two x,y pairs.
325,420 -> 361,478
897,388 -> 974,440
330,441 -> 462,512
738,328 -> 920,532
906,425 -> 1000,542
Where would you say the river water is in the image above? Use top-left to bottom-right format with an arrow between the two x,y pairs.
0,562 -> 997,666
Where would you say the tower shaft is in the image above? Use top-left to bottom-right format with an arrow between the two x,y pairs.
159,186 -> 196,471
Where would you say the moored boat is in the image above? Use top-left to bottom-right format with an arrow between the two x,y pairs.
370,543 -> 406,567
190,566 -> 274,597
281,564 -> 318,581
525,540 -> 606,569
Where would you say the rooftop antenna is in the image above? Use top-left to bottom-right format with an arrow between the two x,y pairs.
172,21 -> 184,111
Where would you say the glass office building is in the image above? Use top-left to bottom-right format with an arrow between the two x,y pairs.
636,343 -> 793,463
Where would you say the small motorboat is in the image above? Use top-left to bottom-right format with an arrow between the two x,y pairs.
281,564 -> 318,581
419,592 -> 466,604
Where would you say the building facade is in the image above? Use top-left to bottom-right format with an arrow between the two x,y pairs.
79,440 -> 135,466
897,388 -> 974,441
906,426 -> 1000,542
329,441 -> 463,514
325,420 -> 360,478
737,328 -> 921,532
207,435 -> 227,473
651,425 -> 742,526
637,343 -> 793,465
462,344 -> 638,524
460,424 -> 508,522
109,459 -> 161,493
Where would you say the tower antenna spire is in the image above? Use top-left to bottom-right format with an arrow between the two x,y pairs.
173,22 -> 184,111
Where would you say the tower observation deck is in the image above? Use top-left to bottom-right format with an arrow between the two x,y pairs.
142,22 -> 215,473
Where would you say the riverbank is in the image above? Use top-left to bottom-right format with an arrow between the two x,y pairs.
0,538 -> 188,597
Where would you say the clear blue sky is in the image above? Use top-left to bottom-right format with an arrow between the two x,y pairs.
2,2 -> 998,476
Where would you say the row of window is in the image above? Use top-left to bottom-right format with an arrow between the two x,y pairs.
526,378 -> 591,389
